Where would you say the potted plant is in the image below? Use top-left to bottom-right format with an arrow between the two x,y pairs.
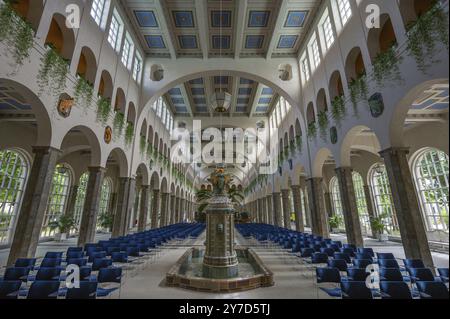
329,215 -> 343,233
370,213 -> 389,242
48,215 -> 76,241
97,212 -> 114,233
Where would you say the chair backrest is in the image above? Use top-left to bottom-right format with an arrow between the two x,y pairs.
343,244 -> 357,251
408,268 -> 435,282
40,258 -> 62,268
66,251 -> 84,260
97,267 -> 123,284
340,281 -> 373,299
353,259 -> 373,270
300,248 -> 314,258
67,258 -> 88,267
341,248 -> 356,257
311,253 -> 328,264
355,253 -> 373,262
357,247 -> 375,257
14,258 -> 36,270
3,267 -> 30,281
316,268 -> 341,284
438,268 -> 449,280
88,251 -> 107,263
403,259 -> 425,271
347,268 -> 370,282
92,258 -> 113,271
44,252 -> 64,259
328,259 -> 348,272
35,267 -> 62,281
0,281 -> 22,299
377,252 -> 395,260
66,281 -> 98,299
320,248 -> 335,257
111,252 -> 128,263
416,281 -> 449,300
378,259 -> 400,269
380,268 -> 404,282
67,247 -> 83,253
333,253 -> 351,264
380,281 -> 412,299
27,281 -> 61,299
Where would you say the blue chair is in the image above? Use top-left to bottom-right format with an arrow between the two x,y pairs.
14,258 -> 37,270
66,251 -> 84,260
126,246 -> 141,258
39,258 -> 62,268
333,253 -> 351,264
380,281 -> 413,299
44,252 -> 64,259
88,251 -> 107,263
111,252 -> 129,263
403,259 -> 425,272
67,247 -> 83,254
347,268 -> 370,282
355,253 -> 373,262
0,281 -> 22,299
328,259 -> 348,272
66,258 -> 88,267
416,281 -> 449,299
438,268 -> 449,283
320,248 -> 335,257
315,268 -> 342,297
378,259 -> 404,271
343,244 -> 357,252
2,267 -> 30,282
340,281 -> 373,299
66,281 -> 98,299
310,253 -> 328,264
353,259 -> 373,270
96,268 -> 122,297
27,281 -> 61,299
408,268 -> 437,283
377,253 -> 395,260
357,247 -> 375,258
380,268 -> 405,282
92,258 -> 113,271
29,267 -> 62,282
341,248 -> 356,258
300,248 -> 314,258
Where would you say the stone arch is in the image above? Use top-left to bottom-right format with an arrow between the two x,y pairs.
150,171 -> 160,190
76,46 -> 97,84
398,0 -> 435,28
345,47 -> 367,82
313,148 -> 334,178
127,102 -> 136,125
105,148 -> 129,178
98,70 -> 113,100
295,118 -> 302,137
329,70 -> 345,100
44,13 -> 76,62
148,126 -> 154,146
316,88 -> 328,113
114,88 -> 126,113
306,102 -> 315,124
367,13 -> 398,62
135,163 -> 150,186
10,0 -> 45,30
340,125 -> 382,167
161,177 -> 168,193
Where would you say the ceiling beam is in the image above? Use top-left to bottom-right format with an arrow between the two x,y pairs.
249,84 -> 263,118
195,0 -> 209,59
234,0 -> 247,60
180,84 -> 195,118
265,0 -> 288,59
229,76 -> 239,118
155,0 -> 177,59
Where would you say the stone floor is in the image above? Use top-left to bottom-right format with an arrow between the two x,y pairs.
0,229 -> 448,299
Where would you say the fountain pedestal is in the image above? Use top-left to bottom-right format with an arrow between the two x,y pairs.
202,195 -> 239,279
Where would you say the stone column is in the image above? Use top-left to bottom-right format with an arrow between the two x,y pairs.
175,196 -> 180,224
281,190 -> 292,229
262,197 -> 267,224
131,187 -> 141,229
363,185 -> 377,237
124,179 -> 136,234
335,167 -> 364,247
324,192 -> 334,218
151,189 -> 160,229
180,198 -> 185,222
169,195 -> 176,225
137,185 -> 150,232
291,185 -> 305,232
380,147 -> 434,269
306,178 -> 329,238
160,193 -> 169,226
64,185 -> 78,218
7,147 -> 60,266
258,198 -> 264,223
111,177 -> 135,238
266,195 -> 274,225
272,192 -> 282,227
78,167 -> 106,247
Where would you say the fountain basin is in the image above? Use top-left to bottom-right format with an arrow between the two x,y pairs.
166,247 -> 274,293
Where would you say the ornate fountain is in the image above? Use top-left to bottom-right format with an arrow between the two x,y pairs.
166,166 -> 273,292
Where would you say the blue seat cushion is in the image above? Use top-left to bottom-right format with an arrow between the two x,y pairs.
96,287 -> 119,297
319,287 -> 342,297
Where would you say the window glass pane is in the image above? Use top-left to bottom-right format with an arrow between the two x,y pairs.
72,173 -> 89,234
133,53 -> 143,82
97,178 -> 112,231
91,0 -> 107,27
322,14 -> 335,50
330,177 -> 345,229
310,37 -> 321,70
337,0 -> 352,26
352,172 -> 371,236
108,10 -> 123,52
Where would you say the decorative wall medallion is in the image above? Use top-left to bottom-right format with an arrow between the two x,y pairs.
57,96 -> 74,118
369,93 -> 384,118
104,126 -> 112,144
330,126 -> 338,144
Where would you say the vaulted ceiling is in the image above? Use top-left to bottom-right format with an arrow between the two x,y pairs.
121,0 -> 320,59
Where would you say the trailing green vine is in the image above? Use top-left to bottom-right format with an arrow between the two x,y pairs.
0,1 -> 34,66
331,95 -> 346,125
74,76 -> 94,109
372,45 -> 403,86
37,45 -> 70,96
113,112 -> 125,137
307,122 -> 317,139
348,75 -> 368,110
96,97 -> 111,125
140,135 -> 146,154
406,1 -> 449,73
317,111 -> 329,140
295,135 -> 302,153
125,122 -> 134,146
146,143 -> 153,160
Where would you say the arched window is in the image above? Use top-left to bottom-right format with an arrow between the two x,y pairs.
413,149 -> 449,232
369,164 -> 399,234
41,164 -> 71,238
73,172 -> 89,232
0,150 -> 29,244
97,177 -> 112,231
352,172 -> 371,236
330,177 -> 345,229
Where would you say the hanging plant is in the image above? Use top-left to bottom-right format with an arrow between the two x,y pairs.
331,95 -> 346,125
406,2 -> 449,73
295,135 -> 302,153
139,135 -> 146,154
317,111 -> 329,140
37,45 -> 69,96
146,144 -> 153,159
96,97 -> 111,125
289,140 -> 296,154
125,122 -> 134,146
307,122 -> 317,139
74,76 -> 94,109
113,112 -> 125,137
0,2 -> 34,66
372,45 -> 403,87
284,146 -> 289,157
348,75 -> 368,110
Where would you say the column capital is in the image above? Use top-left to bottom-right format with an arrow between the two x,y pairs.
291,184 -> 301,190
32,146 -> 61,155
141,185 -> 150,190
379,147 -> 410,157
87,166 -> 107,173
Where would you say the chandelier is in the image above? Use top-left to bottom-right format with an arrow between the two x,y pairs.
210,91 -> 232,113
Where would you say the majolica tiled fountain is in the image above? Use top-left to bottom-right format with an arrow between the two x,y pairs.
166,167 -> 273,293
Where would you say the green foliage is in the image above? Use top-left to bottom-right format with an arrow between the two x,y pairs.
97,212 -> 113,232
74,76 -> 94,109
295,135 -> 302,153
125,122 -> 134,146
348,75 -> 368,110
139,135 -> 146,154
96,97 -> 111,125
317,111 -> 329,140
0,2 -> 34,66
284,146 -> 289,157
48,215 -> 76,234
113,112 -> 125,137
195,186 -> 244,213
331,95 -> 346,125
329,214 -> 344,230
307,122 -> 317,139
37,45 -> 70,96
370,212 -> 390,234
406,2 -> 449,73
372,45 -> 403,86
146,143 -> 153,160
